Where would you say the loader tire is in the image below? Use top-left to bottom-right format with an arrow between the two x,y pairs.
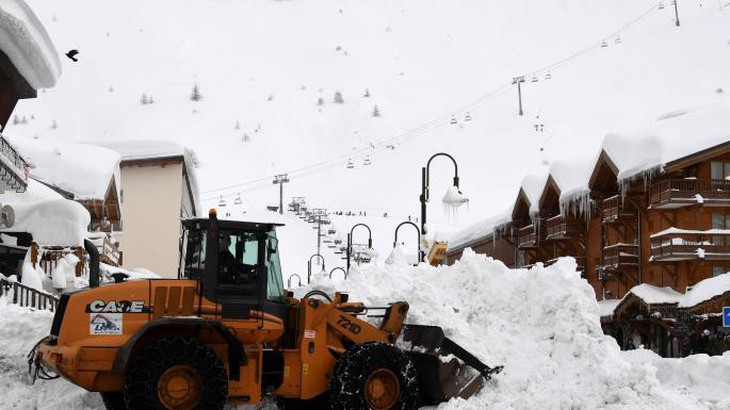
330,342 -> 418,410
124,336 -> 228,410
101,392 -> 126,410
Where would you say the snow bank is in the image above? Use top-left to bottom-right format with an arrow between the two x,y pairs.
0,0 -> 61,89
0,300 -> 103,409
302,252 -> 730,409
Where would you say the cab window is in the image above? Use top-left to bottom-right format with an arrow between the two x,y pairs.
265,234 -> 285,302
181,228 -> 206,279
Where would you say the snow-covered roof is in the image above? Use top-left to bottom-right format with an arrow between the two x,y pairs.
89,140 -> 200,211
0,0 -> 61,89
678,273 -> 730,308
520,173 -> 548,215
447,207 -> 511,250
7,136 -> 121,201
624,283 -> 682,305
550,156 -> 594,201
89,139 -> 188,162
0,198 -> 90,246
602,102 -> 730,182
597,298 -> 621,318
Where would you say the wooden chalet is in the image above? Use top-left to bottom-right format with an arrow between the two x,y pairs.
445,104 -> 730,357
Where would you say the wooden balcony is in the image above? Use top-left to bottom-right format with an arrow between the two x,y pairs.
0,134 -> 30,193
602,243 -> 639,268
518,224 -> 537,248
545,215 -> 582,240
650,229 -> 730,262
649,179 -> 730,209
601,195 -> 636,223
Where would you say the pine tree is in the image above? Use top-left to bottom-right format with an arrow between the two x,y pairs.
333,91 -> 344,104
140,93 -> 148,105
21,116 -> 27,124
148,96 -> 154,104
235,120 -> 241,130
267,94 -> 274,101
51,120 -> 57,129
372,105 -> 381,117
317,97 -> 325,106
243,133 -> 251,142
190,84 -> 203,102
364,88 -> 371,97
12,115 -> 19,125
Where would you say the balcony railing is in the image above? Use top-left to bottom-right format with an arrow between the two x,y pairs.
603,243 -> 639,268
517,225 -> 537,248
650,229 -> 730,261
0,277 -> 58,311
0,134 -> 30,193
601,195 -> 636,223
545,215 -> 583,240
649,179 -> 730,209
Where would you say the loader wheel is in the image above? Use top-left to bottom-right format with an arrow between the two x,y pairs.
124,336 -> 228,410
330,342 -> 418,410
101,392 -> 126,410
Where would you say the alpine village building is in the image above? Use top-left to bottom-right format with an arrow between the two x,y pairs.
446,104 -> 730,358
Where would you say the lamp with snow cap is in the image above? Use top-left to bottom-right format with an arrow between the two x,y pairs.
419,152 -> 467,262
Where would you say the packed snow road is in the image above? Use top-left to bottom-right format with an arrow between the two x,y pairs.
1,253 -> 729,409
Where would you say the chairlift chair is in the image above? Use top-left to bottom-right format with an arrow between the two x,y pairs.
615,35 -> 622,44
531,75 -> 538,83
601,39 -> 608,48
464,112 -> 472,122
450,116 -> 458,125
234,193 -> 243,205
363,156 -> 372,166
218,196 -> 227,207
545,71 -> 552,80
658,1 -> 665,9
347,159 -> 355,169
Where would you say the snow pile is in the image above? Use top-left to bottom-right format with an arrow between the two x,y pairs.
0,300 -> 103,409
0,0 -> 60,89
0,199 -> 91,246
303,252 -> 730,409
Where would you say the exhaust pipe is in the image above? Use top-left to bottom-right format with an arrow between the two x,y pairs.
84,239 -> 100,288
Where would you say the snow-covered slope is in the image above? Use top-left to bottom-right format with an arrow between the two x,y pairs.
7,0 -> 730,231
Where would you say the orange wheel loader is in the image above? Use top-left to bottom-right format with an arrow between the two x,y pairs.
30,210 -> 501,410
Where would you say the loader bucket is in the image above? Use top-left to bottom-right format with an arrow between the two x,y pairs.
400,324 -> 503,405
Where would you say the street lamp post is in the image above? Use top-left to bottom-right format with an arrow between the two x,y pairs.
307,253 -> 325,284
419,152 -> 464,262
393,221 -> 420,265
347,223 -> 372,274
329,267 -> 347,280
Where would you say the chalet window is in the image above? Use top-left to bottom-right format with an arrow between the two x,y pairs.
515,250 -> 525,268
711,213 -> 730,245
710,161 -> 730,180
713,266 -> 728,277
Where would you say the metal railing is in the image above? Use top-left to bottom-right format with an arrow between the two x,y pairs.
0,277 -> 58,311
650,179 -> 730,206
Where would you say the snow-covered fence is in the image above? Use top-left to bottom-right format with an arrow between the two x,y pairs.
0,277 -> 58,311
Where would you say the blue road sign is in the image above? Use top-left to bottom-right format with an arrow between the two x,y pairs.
724,306 -> 730,328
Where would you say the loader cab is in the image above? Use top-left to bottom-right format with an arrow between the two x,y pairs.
178,211 -> 287,319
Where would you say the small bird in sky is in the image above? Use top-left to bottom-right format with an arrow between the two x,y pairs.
65,49 -> 79,62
